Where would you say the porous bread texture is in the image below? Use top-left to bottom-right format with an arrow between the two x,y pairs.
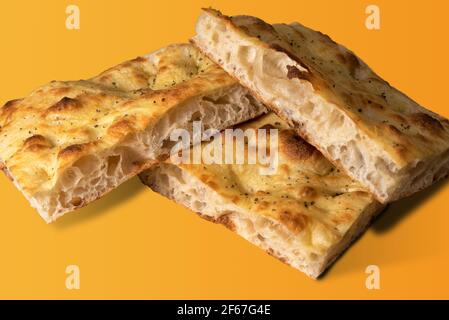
23,85 -> 262,222
140,113 -> 384,278
0,44 -> 266,222
192,9 -> 449,203
142,162 -> 382,279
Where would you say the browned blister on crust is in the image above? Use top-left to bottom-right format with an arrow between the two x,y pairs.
192,8 -> 449,203
141,113 -> 384,278
0,43 -> 266,222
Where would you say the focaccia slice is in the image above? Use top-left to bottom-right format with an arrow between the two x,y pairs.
140,113 -> 384,279
0,44 -> 266,222
192,9 -> 449,203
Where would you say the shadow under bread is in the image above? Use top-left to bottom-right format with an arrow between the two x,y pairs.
52,176 -> 147,228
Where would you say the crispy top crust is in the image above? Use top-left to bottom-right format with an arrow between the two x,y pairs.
175,113 -> 378,255
200,9 -> 449,169
0,44 -> 235,197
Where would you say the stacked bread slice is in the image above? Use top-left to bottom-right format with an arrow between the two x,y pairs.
0,44 -> 266,222
1,8 -> 448,278
140,113 -> 385,278
143,9 -> 449,278
192,9 -> 449,203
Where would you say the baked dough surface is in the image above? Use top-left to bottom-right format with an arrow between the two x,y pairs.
192,9 -> 449,202
142,113 -> 384,278
0,44 -> 265,221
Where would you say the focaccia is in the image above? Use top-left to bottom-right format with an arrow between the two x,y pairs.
140,113 -> 384,278
0,44 -> 266,222
192,9 -> 449,203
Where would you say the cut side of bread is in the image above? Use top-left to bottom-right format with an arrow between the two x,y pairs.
0,44 -> 266,222
192,9 -> 449,203
140,113 -> 384,278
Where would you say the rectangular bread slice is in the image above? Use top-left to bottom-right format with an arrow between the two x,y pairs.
192,9 -> 449,203
140,113 -> 384,278
0,43 -> 266,222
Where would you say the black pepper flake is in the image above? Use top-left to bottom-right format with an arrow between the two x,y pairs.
333,192 -> 343,197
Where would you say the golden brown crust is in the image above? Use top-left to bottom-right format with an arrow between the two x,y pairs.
409,112 -> 444,135
145,113 -> 382,276
57,143 -> 89,160
199,212 -> 236,231
279,130 -> 318,161
23,135 -> 52,150
175,113 -> 378,255
44,97 -> 82,115
226,13 -> 449,165
0,44 -> 237,201
2,98 -> 22,110
190,42 -> 374,198
193,9 -> 449,202
279,210 -> 308,235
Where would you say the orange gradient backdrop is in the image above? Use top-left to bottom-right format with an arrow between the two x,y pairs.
0,0 -> 448,299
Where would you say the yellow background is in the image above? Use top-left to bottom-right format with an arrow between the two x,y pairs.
0,0 -> 448,299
